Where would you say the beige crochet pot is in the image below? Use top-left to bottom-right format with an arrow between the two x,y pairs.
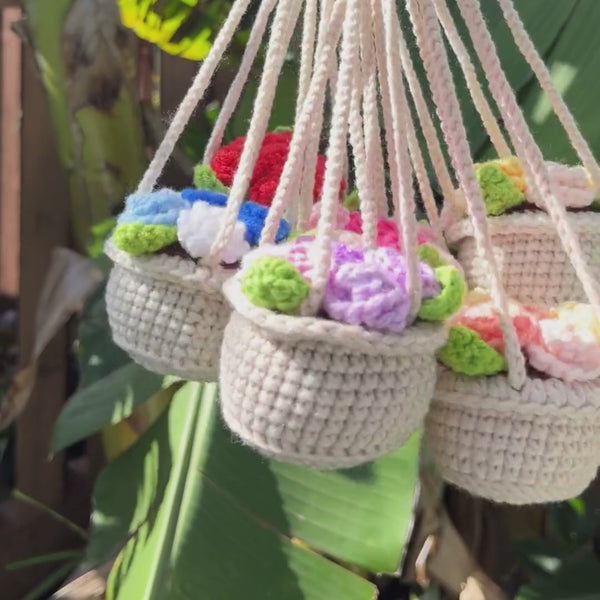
105,240 -> 231,381
219,276 -> 448,469
425,369 -> 600,504
446,211 -> 600,306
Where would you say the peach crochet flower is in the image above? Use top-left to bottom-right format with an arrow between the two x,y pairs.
525,303 -> 600,381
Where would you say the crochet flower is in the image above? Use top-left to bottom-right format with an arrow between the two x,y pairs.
322,244 -> 439,333
525,303 -> 600,381
182,188 -> 228,207
242,256 -> 310,314
180,189 -> 291,246
344,212 -> 435,250
449,295 -> 544,353
308,201 -> 351,230
118,189 -> 191,226
528,161 -> 597,209
210,131 -> 338,206
113,223 -> 177,256
177,203 -> 249,264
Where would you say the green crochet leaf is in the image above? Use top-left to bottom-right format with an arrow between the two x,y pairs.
113,223 -> 177,256
193,164 -> 229,193
343,190 -> 361,212
242,256 -> 310,314
419,266 -> 466,322
476,164 -> 525,216
417,244 -> 445,269
438,325 -> 507,376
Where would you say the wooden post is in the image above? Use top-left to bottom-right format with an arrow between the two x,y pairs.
0,6 -> 21,298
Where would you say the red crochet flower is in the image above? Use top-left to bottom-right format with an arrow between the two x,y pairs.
211,131 -> 336,207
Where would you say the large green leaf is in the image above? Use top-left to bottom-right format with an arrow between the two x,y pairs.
118,0 -> 232,60
90,383 -> 421,598
51,363 -> 167,453
517,0 -> 600,163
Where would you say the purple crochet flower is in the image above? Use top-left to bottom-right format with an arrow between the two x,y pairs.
323,243 -> 439,333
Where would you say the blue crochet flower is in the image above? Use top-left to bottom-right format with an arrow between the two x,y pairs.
118,189 -> 191,226
238,201 -> 290,245
182,188 -> 228,207
180,189 -> 290,246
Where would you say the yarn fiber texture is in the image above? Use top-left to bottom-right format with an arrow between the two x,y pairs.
118,189 -> 190,226
104,241 -> 231,381
113,223 -> 178,256
426,369 -> 600,504
219,275 -> 447,469
242,256 -> 309,314
418,266 -> 466,322
476,164 -> 524,216
193,164 -> 229,193
447,211 -> 600,306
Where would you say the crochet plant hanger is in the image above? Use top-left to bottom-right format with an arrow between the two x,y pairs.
219,0 -> 456,470
105,0 -> 318,381
397,0 -> 600,504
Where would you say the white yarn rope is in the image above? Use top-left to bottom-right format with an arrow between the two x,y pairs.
406,0 -> 526,389
285,0 -> 319,228
456,0 -> 600,314
433,0 -> 512,159
360,1 -> 387,217
202,0 -> 277,165
498,0 -> 600,191
380,0 -> 422,320
395,23 -> 460,224
349,54 -> 377,248
208,0 -> 303,264
296,0 -> 319,115
296,0 -> 340,230
395,60 -> 445,247
370,0 -> 400,216
305,0 -> 360,315
137,0 -> 253,193
202,0 -> 278,165
260,0 -> 347,245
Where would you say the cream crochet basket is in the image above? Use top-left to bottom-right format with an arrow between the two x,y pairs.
425,370 -> 600,504
401,0 -> 600,503
446,210 -> 600,307
105,0 -> 302,380
215,0 -> 450,468
105,241 -> 230,381
220,277 -> 447,468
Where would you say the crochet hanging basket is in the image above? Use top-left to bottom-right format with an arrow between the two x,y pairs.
220,277 -> 448,469
425,370 -> 600,504
398,0 -> 600,505
105,241 -> 231,381
104,0 -> 308,381
446,211 -> 600,306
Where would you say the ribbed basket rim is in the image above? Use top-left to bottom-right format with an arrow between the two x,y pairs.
446,210 -> 600,245
434,368 -> 600,416
104,239 -> 232,291
222,275 -> 448,356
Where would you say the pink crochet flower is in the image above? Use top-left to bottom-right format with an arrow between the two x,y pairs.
308,202 -> 350,230
344,213 -> 435,250
525,310 -> 600,381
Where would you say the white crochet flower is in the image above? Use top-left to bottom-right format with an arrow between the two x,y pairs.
177,203 -> 250,263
